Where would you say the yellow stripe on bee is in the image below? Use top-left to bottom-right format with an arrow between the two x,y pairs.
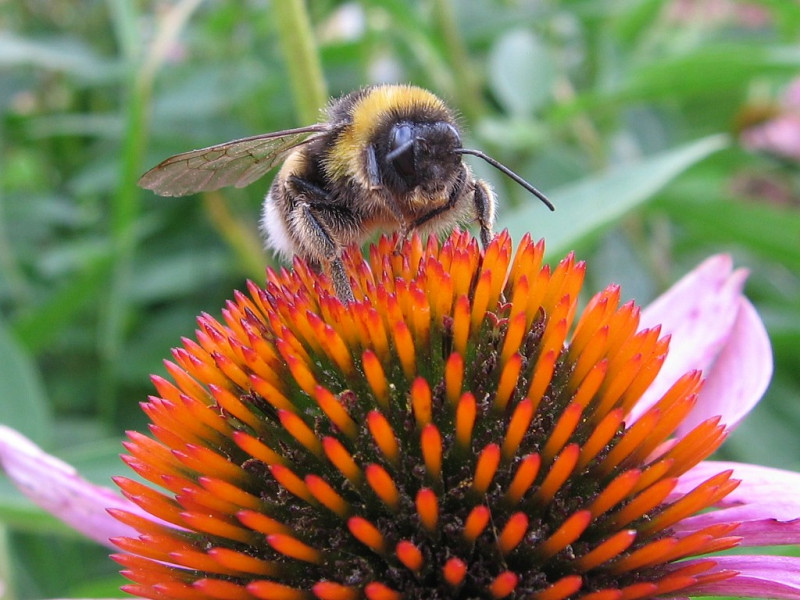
276,149 -> 308,180
325,85 -> 450,186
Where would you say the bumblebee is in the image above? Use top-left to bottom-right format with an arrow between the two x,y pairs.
139,84 -> 553,303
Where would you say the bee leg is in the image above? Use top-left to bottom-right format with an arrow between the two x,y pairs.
288,175 -> 331,202
471,178 -> 509,302
393,223 -> 412,253
285,175 -> 356,304
297,202 -> 355,305
471,179 -> 496,249
328,256 -> 355,305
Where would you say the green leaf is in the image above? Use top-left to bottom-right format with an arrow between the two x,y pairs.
663,194 -> 800,270
128,247 -> 232,303
59,436 -> 130,487
488,29 -> 555,116
69,572 -> 129,599
499,134 -> 730,258
552,45 -> 800,120
5,531 -> 118,599
0,32 -> 117,81
0,317 -> 52,444
626,45 -> 800,100
11,254 -> 114,354
0,490 -> 73,538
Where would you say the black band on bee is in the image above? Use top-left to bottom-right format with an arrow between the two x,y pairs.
454,148 -> 555,211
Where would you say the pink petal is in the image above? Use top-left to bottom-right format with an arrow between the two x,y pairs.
635,255 -> 744,415
678,297 -> 772,435
0,425 -> 141,548
677,510 -> 800,546
672,461 -> 800,545
684,555 -> 800,599
722,518 -> 800,545
676,461 -> 800,518
633,254 -> 771,432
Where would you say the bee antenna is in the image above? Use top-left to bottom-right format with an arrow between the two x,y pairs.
456,148 -> 555,211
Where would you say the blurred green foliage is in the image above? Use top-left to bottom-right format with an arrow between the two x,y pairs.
1,0 -> 799,597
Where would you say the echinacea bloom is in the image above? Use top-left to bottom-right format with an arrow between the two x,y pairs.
1,230 -> 799,600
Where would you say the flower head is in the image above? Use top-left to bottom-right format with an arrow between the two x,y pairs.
106,229 -> 791,600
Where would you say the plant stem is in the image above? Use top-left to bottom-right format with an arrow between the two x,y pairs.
431,0 -> 485,122
273,0 -> 328,123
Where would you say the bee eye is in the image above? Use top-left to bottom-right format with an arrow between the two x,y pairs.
388,124 -> 415,178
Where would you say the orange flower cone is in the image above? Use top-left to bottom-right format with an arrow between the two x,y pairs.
108,230 -> 777,600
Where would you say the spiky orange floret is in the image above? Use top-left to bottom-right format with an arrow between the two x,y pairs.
114,231 -> 739,600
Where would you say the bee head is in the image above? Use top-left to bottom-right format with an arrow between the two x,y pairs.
381,121 -> 462,195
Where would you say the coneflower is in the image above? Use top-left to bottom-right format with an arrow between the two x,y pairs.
1,229 -> 797,600
102,230 -> 795,600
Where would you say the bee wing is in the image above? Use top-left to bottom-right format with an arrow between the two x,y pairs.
138,124 -> 329,197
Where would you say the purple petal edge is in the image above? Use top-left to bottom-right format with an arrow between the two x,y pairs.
685,555 -> 800,600
0,425 -> 141,548
676,461 -> 800,518
672,461 -> 800,545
